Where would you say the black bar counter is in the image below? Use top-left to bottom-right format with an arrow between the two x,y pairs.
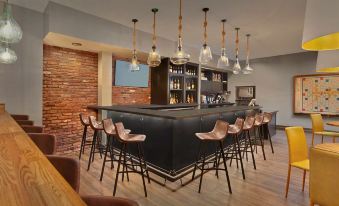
88,104 -> 275,182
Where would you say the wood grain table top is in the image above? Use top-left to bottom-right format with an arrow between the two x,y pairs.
327,121 -> 339,127
0,112 -> 86,206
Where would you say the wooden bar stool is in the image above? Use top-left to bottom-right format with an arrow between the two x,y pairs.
253,114 -> 266,160
191,120 -> 232,194
79,113 -> 91,160
241,116 -> 257,170
87,115 -> 104,171
113,122 -> 150,197
227,118 -> 246,180
263,112 -> 274,153
100,118 -> 131,181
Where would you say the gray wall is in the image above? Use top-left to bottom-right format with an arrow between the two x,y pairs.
0,3 -> 44,125
228,52 -> 339,130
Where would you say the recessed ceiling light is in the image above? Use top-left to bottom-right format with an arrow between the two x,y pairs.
72,42 -> 82,46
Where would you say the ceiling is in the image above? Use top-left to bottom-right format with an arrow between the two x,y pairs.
11,0 -> 307,59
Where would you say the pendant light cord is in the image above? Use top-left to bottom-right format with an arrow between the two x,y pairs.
151,8 -> 158,50
178,0 -> 182,39
235,28 -> 240,60
246,34 -> 250,64
221,19 -> 226,49
203,8 -> 208,45
132,19 -> 138,56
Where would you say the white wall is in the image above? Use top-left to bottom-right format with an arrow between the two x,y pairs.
228,52 -> 339,129
0,3 -> 44,125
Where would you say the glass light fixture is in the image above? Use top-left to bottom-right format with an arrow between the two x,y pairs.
199,8 -> 212,65
170,0 -> 190,65
217,19 -> 229,69
243,34 -> 253,74
232,28 -> 241,74
0,43 -> 17,64
147,8 -> 161,67
0,0 -> 22,44
130,19 -> 140,72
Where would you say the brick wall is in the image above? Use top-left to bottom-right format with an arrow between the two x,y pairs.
43,45 -> 98,154
112,58 -> 151,105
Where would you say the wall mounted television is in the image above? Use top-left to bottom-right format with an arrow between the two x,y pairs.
114,60 -> 149,87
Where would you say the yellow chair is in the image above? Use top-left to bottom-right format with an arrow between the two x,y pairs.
285,126 -> 309,198
310,114 -> 339,146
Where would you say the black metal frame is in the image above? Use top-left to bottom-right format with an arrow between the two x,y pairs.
87,130 -> 104,171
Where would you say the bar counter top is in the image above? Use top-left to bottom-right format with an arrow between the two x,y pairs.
88,104 -> 261,119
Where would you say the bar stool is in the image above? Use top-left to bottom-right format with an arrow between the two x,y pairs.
79,113 -> 91,160
113,122 -> 150,197
241,116 -> 256,170
100,118 -> 131,181
191,120 -> 232,194
87,115 -> 104,171
253,114 -> 266,160
263,112 -> 274,153
227,118 -> 246,180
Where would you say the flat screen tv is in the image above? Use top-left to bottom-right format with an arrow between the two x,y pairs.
114,60 -> 149,87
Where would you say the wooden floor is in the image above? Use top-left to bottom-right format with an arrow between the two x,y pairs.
74,130 -> 318,206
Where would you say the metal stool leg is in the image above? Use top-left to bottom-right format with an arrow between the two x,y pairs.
247,130 -> 256,170
100,135 -> 111,181
87,130 -> 97,171
192,141 -> 202,181
198,143 -> 206,193
137,143 -> 147,197
113,143 -> 125,196
235,134 -> 246,180
79,125 -> 87,159
219,141 -> 232,194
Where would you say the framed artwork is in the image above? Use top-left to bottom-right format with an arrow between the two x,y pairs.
294,74 -> 339,115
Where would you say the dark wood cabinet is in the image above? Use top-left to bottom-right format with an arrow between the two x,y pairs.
151,58 -> 199,105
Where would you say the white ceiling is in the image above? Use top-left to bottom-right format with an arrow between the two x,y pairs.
10,0 -> 307,59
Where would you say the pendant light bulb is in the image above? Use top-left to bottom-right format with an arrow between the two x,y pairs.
0,43 -> 17,64
199,8 -> 212,65
130,19 -> 140,72
242,34 -> 253,74
0,1 -> 22,44
232,28 -> 241,74
217,19 -> 229,69
147,8 -> 161,67
171,0 -> 190,65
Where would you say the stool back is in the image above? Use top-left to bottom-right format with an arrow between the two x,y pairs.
285,126 -> 308,164
28,133 -> 56,155
255,114 -> 264,126
115,122 -> 130,142
102,118 -> 116,135
16,120 -> 34,126
243,116 -> 255,130
11,114 -> 29,121
22,125 -> 43,133
263,112 -> 272,124
89,116 -> 102,130
310,113 -> 324,133
79,113 -> 89,126
234,118 -> 245,134
211,120 -> 229,139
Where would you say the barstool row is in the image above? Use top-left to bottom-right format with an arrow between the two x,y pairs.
79,112 -> 274,197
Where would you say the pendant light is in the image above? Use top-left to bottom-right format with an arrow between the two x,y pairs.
130,19 -> 140,72
0,0 -> 22,44
243,34 -> 253,74
198,8 -> 212,65
217,19 -> 229,69
147,8 -> 161,67
170,0 -> 190,65
232,28 -> 241,74
0,43 -> 17,64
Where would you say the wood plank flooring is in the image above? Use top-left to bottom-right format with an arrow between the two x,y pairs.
72,130 -> 321,206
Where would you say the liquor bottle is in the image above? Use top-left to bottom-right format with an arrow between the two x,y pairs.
169,65 -> 173,73
170,79 -> 173,89
192,80 -> 195,90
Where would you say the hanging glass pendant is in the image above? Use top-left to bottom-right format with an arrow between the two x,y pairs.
171,0 -> 190,65
130,19 -> 140,72
0,43 -> 17,64
217,19 -> 229,69
232,28 -> 241,74
199,8 -> 212,65
147,8 -> 161,67
0,1 -> 22,44
242,34 -> 253,74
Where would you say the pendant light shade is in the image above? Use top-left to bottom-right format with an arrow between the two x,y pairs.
302,0 -> 339,51
0,43 -> 17,64
232,28 -> 241,74
147,8 -> 161,67
217,19 -> 229,69
170,0 -> 190,65
130,19 -> 140,72
199,8 -> 212,65
242,34 -> 253,74
315,50 -> 339,73
0,1 -> 22,44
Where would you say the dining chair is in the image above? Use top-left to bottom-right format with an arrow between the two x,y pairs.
310,113 -> 339,146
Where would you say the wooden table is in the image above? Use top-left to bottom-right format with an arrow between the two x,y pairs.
0,112 -> 86,206
327,121 -> 339,127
